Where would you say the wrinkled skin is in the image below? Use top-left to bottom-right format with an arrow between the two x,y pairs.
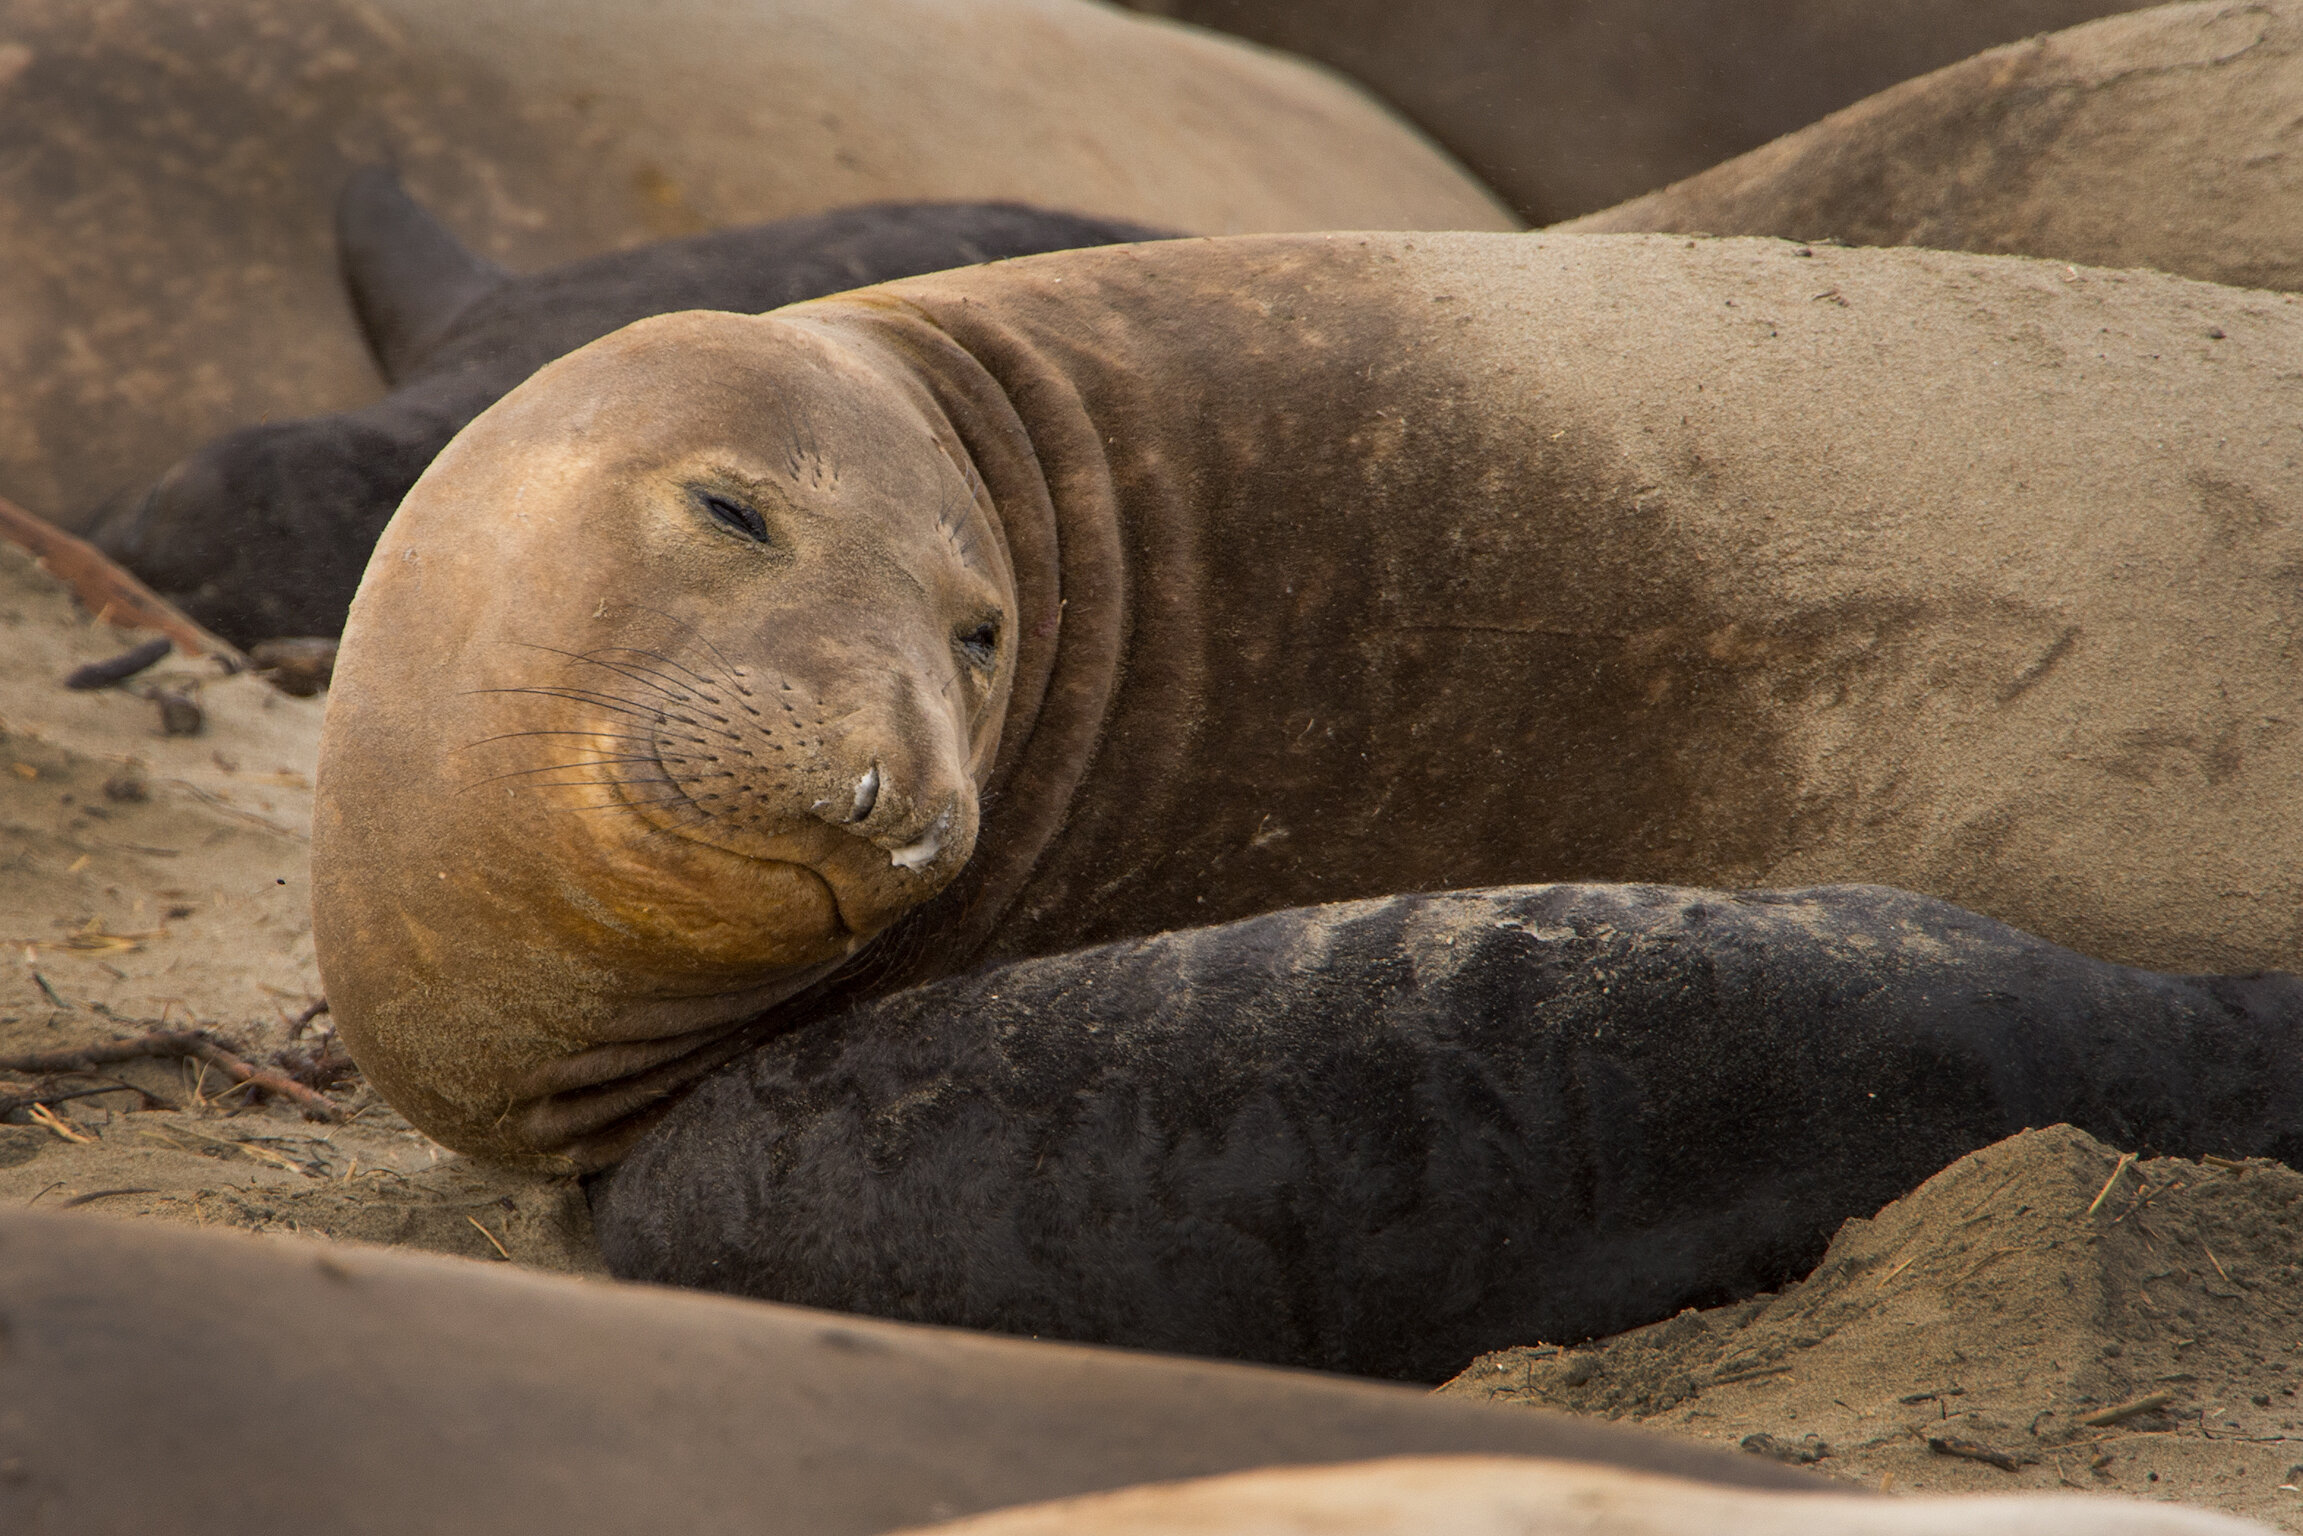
91,191 -> 1169,646
318,232 -> 2303,1167
316,312 -> 1013,1160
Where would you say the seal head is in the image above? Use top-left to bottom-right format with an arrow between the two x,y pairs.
312,309 -> 1015,1165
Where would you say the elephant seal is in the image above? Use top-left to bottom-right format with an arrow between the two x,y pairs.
592,883 -> 2303,1381
89,172 -> 1168,646
1115,0 -> 2155,223
890,1456 -> 2267,1536
313,231 -> 2303,1165
0,1210 -> 1823,1536
1568,1 -> 2303,293
0,0 -> 1508,526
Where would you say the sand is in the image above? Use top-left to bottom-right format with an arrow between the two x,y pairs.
5,540 -> 2295,1525
0,536 -> 598,1270
1442,1125 -> 2303,1531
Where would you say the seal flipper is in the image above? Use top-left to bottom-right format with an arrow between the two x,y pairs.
335,168 -> 508,383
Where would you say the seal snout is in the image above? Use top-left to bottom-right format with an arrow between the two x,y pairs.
836,762 -> 949,868
814,755 -> 966,875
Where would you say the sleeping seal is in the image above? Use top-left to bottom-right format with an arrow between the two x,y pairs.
591,883 -> 2303,1381
1569,0 -> 2303,293
89,172 -> 1167,646
0,0 -> 1508,524
1115,0 -> 2155,223
0,1209 -> 1824,1536
313,231 -> 2303,1165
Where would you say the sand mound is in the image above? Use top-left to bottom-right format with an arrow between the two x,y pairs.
1444,1125 -> 2303,1529
0,537 -> 596,1267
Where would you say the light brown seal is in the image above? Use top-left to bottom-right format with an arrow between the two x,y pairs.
1568,0 -> 2303,292
890,1455 -> 2268,1536
0,0 -> 1509,524
1115,0 -> 2157,222
0,1209 -> 1825,1535
314,231 -> 2303,1165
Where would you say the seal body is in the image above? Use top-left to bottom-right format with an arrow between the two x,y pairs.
93,185 -> 1170,645
1569,1 -> 2303,293
888,1455 -> 2267,1536
314,232 -> 2303,1163
0,1210 -> 1821,1536
0,0 -> 1508,524
592,883 -> 2303,1381
1115,0 -> 2154,222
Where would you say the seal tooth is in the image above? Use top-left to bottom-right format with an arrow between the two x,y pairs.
852,765 -> 880,822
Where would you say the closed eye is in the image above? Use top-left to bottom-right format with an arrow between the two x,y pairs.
956,618 -> 1001,671
696,489 -> 771,544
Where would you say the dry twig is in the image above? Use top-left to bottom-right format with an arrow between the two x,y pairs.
1927,1435 -> 2019,1471
2086,1152 -> 2137,1216
0,1030 -> 344,1121
2078,1392 -> 2175,1428
0,490 -> 244,666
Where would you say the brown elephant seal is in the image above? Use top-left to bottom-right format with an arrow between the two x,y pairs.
1568,1 -> 2303,293
891,1455 -> 2267,1536
1116,0 -> 2156,223
0,1210 -> 1823,1536
315,231 -> 2303,1165
0,0 -> 1508,526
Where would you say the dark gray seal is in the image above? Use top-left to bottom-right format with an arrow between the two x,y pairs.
592,883 -> 2303,1382
89,172 -> 1169,645
0,1207 -> 1821,1535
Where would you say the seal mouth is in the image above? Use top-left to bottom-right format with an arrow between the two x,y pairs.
887,807 -> 950,870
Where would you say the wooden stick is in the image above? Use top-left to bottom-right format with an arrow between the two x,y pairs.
1926,1435 -> 2019,1471
0,491 -> 246,668
2078,1392 -> 2175,1428
0,1030 -> 344,1122
2085,1152 -> 2136,1216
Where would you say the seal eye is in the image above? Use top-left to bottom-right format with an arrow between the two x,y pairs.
696,489 -> 770,545
955,618 -> 1001,672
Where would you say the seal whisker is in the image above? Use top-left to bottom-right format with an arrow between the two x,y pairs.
590,645 -> 731,695
566,651 -> 723,704
491,640 -> 718,709
495,642 -> 703,706
591,602 -> 749,691
459,758 -> 668,790
457,729 -> 666,753
537,795 -> 704,816
474,686 -> 678,725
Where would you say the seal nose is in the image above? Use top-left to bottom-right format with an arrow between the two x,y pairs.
809,765 -> 880,827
